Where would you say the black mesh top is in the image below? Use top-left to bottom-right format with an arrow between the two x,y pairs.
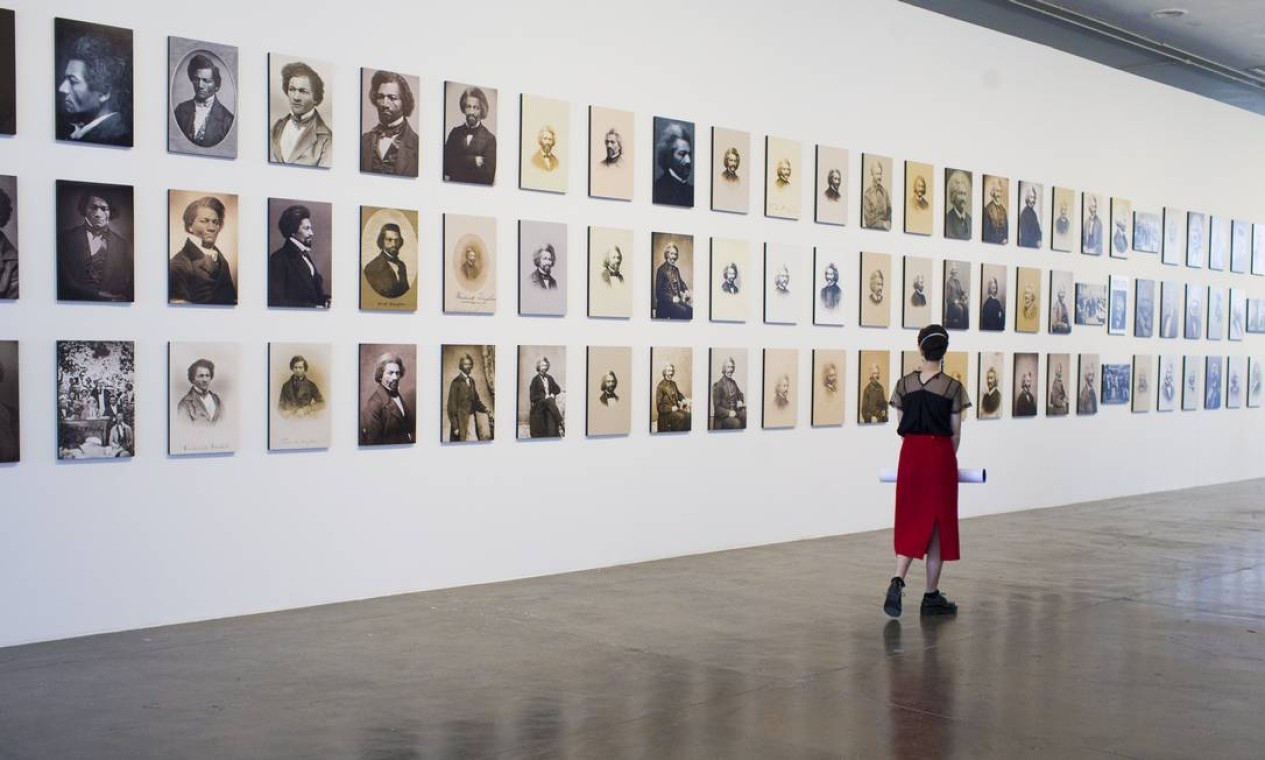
889,372 -> 972,437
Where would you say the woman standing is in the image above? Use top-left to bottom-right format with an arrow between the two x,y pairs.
884,324 -> 970,617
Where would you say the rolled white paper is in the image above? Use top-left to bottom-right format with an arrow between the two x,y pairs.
878,468 -> 986,483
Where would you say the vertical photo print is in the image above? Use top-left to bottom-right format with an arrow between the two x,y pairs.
1108,275 -> 1129,336
588,226 -> 633,319
858,251 -> 891,328
650,346 -> 692,433
0,175 -> 16,300
1207,285 -> 1227,341
360,68 -> 419,177
1132,355 -> 1153,413
710,238 -> 750,323
1247,357 -> 1262,408
765,136 -> 801,220
1046,353 -> 1071,416
441,344 -> 496,443
815,145 -> 848,226
1181,355 -> 1200,411
857,350 -> 890,425
1015,266 -> 1041,334
763,348 -> 798,429
902,255 -> 933,329
586,346 -> 632,436
1081,192 -> 1103,255
979,263 -> 1007,332
1101,363 -> 1131,406
168,38 -> 237,157
1075,281 -> 1106,327
169,342 -> 239,455
943,259 -> 971,330
360,206 -> 419,312
811,349 -> 846,426
517,345 -> 566,439
443,82 -> 497,185
1162,207 -> 1186,266
944,169 -> 973,241
1231,220 -> 1251,274
981,174 -> 1009,245
711,127 -> 750,214
650,232 -> 694,321
168,190 -> 238,306
1077,353 -> 1100,415
358,344 -> 417,446
1208,216 -> 1229,271
708,348 -> 748,431
1227,356 -> 1246,409
1204,356 -> 1223,410
1186,211 -> 1207,268
520,95 -> 569,193
1109,197 -> 1131,258
589,106 -> 633,201
55,18 -> 133,147
1017,181 -> 1043,248
860,153 -> 893,230
519,220 -> 567,317
1012,352 -> 1038,418
1134,279 -> 1155,338
943,351 -> 969,390
1160,280 -> 1182,338
652,116 -> 694,208
56,180 -> 134,303
1157,355 -> 1179,412
1229,288 -> 1245,341
1133,210 -> 1161,254
1254,223 -> 1265,275
268,343 -> 330,451
977,351 -> 1004,420
1184,283 -> 1204,340
814,248 -> 846,326
0,340 -> 17,462
56,340 -> 135,459
1051,186 -> 1075,252
443,214 -> 497,314
765,243 -> 806,325
0,9 -> 12,135
904,161 -> 934,236
267,198 -> 331,309
1048,270 -> 1073,334
268,54 -> 332,168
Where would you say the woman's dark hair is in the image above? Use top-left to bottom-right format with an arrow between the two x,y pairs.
917,324 -> 949,362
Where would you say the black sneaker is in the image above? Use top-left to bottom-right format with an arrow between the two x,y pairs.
883,577 -> 905,617
920,590 -> 958,616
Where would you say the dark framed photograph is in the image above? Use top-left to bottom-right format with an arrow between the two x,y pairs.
267,198 -> 332,309
979,263 -> 1007,332
857,350 -> 890,425
56,180 -> 134,303
651,116 -> 694,207
708,348 -> 748,431
358,344 -> 417,447
441,344 -> 496,443
1012,352 -> 1038,418
55,17 -> 132,147
1017,181 -> 1043,249
860,153 -> 893,230
943,259 -> 971,330
443,81 -> 498,185
168,190 -> 238,306
1076,353 -> 1100,415
268,54 -> 333,168
650,346 -> 692,433
586,346 -> 632,436
650,231 -> 694,321
517,345 -> 566,439
1046,353 -> 1071,416
0,174 -> 16,299
0,340 -> 17,462
518,220 -> 567,317
1074,282 -> 1105,326
168,37 -> 237,157
56,340 -> 135,459
168,341 -> 239,455
360,68 -> 419,177
981,174 -> 1009,245
1101,364 -> 1130,405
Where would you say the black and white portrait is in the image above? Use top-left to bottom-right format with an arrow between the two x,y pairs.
1208,216 -> 1229,271
269,343 -> 330,451
944,169 -> 972,241
816,145 -> 849,226
1108,276 -> 1129,336
710,238 -> 749,323
1046,354 -> 1070,416
858,350 -> 890,425
1162,207 -> 1186,266
360,206 -> 418,312
360,68 -> 419,177
1048,270 -> 1073,335
55,18 -> 133,147
0,340 -> 17,462
57,340 -> 135,459
860,153 -> 893,230
168,38 -> 237,157
904,161 -> 933,236
858,251 -> 891,328
168,190 -> 238,306
1229,288 -> 1245,342
815,248 -> 847,327
1051,187 -> 1075,252
1101,364 -> 1131,406
1082,193 -> 1104,255
1133,211 -> 1161,254
1159,281 -> 1181,339
0,175 -> 17,300
1230,219 -> 1251,274
1015,267 -> 1041,334
588,226 -> 633,319
169,342 -> 239,456
811,349 -> 846,427
901,255 -> 932,329
517,345 -> 566,439
652,116 -> 694,208
1157,355 -> 1179,412
56,180 -> 134,303
765,136 -> 801,220
519,220 -> 567,317
651,232 -> 694,321
586,345 -> 632,436
1207,286 -> 1227,341
444,82 -> 497,185
943,259 -> 971,330
651,346 -> 692,434
0,9 -> 15,135
708,348 -> 748,431
1204,357 -> 1223,410
977,352 -> 1004,420
979,263 -> 1007,332
1181,355 -> 1200,411
1109,197 -> 1131,258
268,54 -> 333,168
765,243 -> 805,326
763,348 -> 798,430
1132,355 -> 1153,413
981,175 -> 1009,245
1074,282 -> 1106,327
1017,181 -> 1043,249
1184,284 -> 1203,340
1077,354 -> 1100,416
1247,358 -> 1262,409
359,343 -> 416,446
1186,211 -> 1207,268
443,214 -> 496,314
1134,279 -> 1155,338
589,106 -> 633,201
1012,353 -> 1038,418
267,198 -> 332,309
711,127 -> 749,214
441,344 -> 496,443
1226,356 -> 1245,409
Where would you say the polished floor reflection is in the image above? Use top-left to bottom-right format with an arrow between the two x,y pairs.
3,480 -> 1264,758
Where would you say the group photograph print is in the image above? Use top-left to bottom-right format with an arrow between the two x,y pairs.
359,206 -> 419,312
652,116 -> 695,208
168,190 -> 239,306
167,37 -> 237,157
56,340 -> 135,460
360,68 -> 420,177
55,17 -> 133,147
441,344 -> 496,443
56,180 -> 134,303
443,82 -> 498,186
168,342 -> 239,456
267,199 -> 332,309
268,343 -> 331,451
268,54 -> 333,168
586,346 -> 631,437
358,344 -> 417,447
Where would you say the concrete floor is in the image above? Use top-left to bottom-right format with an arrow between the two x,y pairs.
2,481 -> 1264,759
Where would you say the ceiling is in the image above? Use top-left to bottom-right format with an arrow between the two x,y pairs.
902,0 -> 1265,116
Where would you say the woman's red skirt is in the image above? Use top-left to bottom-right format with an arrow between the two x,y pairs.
894,434 -> 960,561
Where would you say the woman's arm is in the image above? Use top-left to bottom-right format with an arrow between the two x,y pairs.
950,412 -> 962,453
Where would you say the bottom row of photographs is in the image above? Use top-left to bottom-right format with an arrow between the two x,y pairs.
7,340 -> 1257,462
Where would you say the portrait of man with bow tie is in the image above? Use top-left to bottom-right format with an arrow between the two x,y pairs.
360,207 -> 418,311
168,39 -> 238,158
56,180 -> 134,303
268,199 -> 331,309
268,55 -> 333,168
168,191 -> 238,306
55,18 -> 133,147
360,69 -> 418,177
359,345 -> 417,447
443,82 -> 498,185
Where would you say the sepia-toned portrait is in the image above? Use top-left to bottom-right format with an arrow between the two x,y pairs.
168,342 -> 239,456
56,180 -> 134,303
1184,283 -> 1204,340
519,220 -> 567,317
587,346 -> 632,436
1181,355 -> 1200,411
815,145 -> 849,226
1077,354 -> 1101,415
857,350 -> 890,425
650,346 -> 692,434
1046,353 -> 1071,416
977,351 -> 1004,420
1160,280 -> 1181,339
814,247 -> 846,327
1186,211 -> 1207,268
942,259 -> 971,330
443,214 -> 497,314
358,343 -> 417,446
360,68 -> 419,177
858,251 -> 891,328
1081,192 -> 1104,255
1134,210 -> 1161,254
1108,275 -> 1129,336
1109,197 -> 1132,258
268,343 -> 330,450
520,95 -> 569,193
902,255 -> 933,329
0,340 -> 17,462
55,18 -> 133,147
944,168 -> 973,241
710,238 -> 750,323
267,198 -> 332,309
811,349 -> 846,426
0,10 -> 12,135
708,348 -> 748,432
979,263 -> 1007,332
904,161 -> 933,236
268,54 -> 333,168
1048,269 -> 1073,335
441,344 -> 496,443
763,348 -> 798,429
57,341 -> 135,459
1074,282 -> 1106,326
765,243 -> 806,325
1162,207 -> 1186,266
1133,355 -> 1153,413
588,226 -> 633,319
360,206 -> 418,312
651,231 -> 694,321
652,116 -> 695,208
1015,266 -> 1041,334
443,81 -> 498,185
981,174 -> 1009,245
1230,219 -> 1251,273
589,106 -> 634,201
860,153 -> 893,231
168,38 -> 237,157
765,136 -> 801,220
1050,186 -> 1075,252
1157,355 -> 1179,412
517,345 -> 566,439
1101,364 -> 1131,406
1012,352 -> 1038,418
168,189 -> 238,306
0,175 -> 16,300
711,127 -> 749,214
1017,181 -> 1043,249
1209,216 -> 1230,271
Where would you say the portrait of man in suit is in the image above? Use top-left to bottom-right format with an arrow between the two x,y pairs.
602,128 -> 623,167
268,203 -> 328,308
710,356 -> 746,430
278,355 -> 324,418
0,344 -> 18,463
0,180 -> 17,300
824,168 -> 843,202
531,125 -> 560,173
982,177 -> 1009,245
173,52 -> 234,148
55,19 -> 133,147
655,363 -> 691,432
1018,183 -> 1042,248
527,356 -> 565,438
861,157 -> 892,230
1083,194 -> 1104,255
443,84 -> 497,185
598,371 -> 620,407
721,147 -> 740,183
56,182 -> 134,303
361,69 -> 418,177
446,352 -> 493,442
269,59 -> 332,168
600,246 -> 624,286
652,118 -> 694,207
363,223 -> 409,300
529,244 -> 558,290
360,351 -> 415,446
945,170 -> 972,240
176,358 -> 224,426
653,241 -> 693,320
169,195 -> 236,305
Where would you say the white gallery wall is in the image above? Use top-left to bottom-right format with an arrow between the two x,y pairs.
2,0 -> 1264,646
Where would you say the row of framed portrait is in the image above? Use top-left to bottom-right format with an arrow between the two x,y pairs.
10,11 -> 1265,259
0,339 -> 1257,464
